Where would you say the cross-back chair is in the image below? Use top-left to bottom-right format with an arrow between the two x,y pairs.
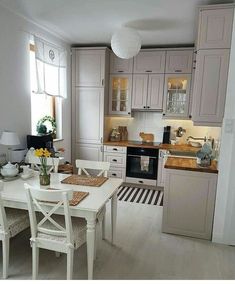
75,159 -> 110,241
24,184 -> 87,280
28,156 -> 60,173
0,181 -> 29,279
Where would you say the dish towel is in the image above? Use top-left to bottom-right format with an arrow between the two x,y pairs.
140,156 -> 150,172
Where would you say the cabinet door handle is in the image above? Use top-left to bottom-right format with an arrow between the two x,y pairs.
112,159 -> 117,162
113,148 -> 118,151
138,180 -> 144,184
175,69 -> 182,72
112,173 -> 117,176
117,70 -> 124,73
102,79 -> 104,86
145,70 -> 152,73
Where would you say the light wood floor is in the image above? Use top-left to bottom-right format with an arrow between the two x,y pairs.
1,201 -> 235,280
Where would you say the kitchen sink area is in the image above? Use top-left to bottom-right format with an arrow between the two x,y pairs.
169,149 -> 197,158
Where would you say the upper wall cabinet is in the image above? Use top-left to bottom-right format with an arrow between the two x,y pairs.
197,6 -> 234,50
192,49 -> 230,125
110,52 -> 133,74
132,74 -> 164,110
165,50 -> 193,73
75,49 -> 105,87
163,74 -> 191,119
133,50 -> 166,73
109,74 -> 132,115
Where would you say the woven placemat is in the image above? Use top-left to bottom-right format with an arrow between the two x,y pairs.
46,189 -> 89,206
61,175 -> 108,187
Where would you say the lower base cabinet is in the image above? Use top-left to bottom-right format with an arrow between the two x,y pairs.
104,145 -> 126,181
162,169 -> 218,240
75,143 -> 103,161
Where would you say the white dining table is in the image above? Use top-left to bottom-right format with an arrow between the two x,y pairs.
1,172 -> 123,279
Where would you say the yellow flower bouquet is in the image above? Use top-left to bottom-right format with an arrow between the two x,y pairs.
34,148 -> 51,185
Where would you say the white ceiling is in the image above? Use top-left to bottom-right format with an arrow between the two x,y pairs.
0,0 -> 232,45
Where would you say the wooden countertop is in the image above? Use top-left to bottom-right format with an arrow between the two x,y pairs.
164,157 -> 218,174
104,140 -> 200,152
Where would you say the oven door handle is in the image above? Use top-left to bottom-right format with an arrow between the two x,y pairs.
127,154 -> 157,159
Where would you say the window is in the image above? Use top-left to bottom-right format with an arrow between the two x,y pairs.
29,38 -> 66,139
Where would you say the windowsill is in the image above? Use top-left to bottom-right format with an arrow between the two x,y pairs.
53,138 -> 64,142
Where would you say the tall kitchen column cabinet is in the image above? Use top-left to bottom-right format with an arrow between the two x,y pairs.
192,4 -> 234,126
72,47 -> 110,162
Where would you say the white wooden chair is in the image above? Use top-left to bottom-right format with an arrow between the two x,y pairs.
0,181 -> 29,279
28,156 -> 60,173
75,159 -> 110,240
24,183 -> 87,280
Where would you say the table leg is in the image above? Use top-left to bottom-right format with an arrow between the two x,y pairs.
86,218 -> 96,280
111,191 -> 117,244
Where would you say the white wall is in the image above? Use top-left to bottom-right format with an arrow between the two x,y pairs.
105,112 -> 221,144
0,4 -> 71,162
212,9 -> 235,245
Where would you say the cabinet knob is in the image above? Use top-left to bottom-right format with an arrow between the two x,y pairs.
143,106 -> 146,109
147,106 -> 150,109
128,112 -> 131,115
163,113 -> 165,116
138,180 -> 144,184
193,67 -> 196,69
189,115 -> 192,119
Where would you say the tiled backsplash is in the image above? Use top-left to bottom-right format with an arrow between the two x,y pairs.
105,112 -> 221,144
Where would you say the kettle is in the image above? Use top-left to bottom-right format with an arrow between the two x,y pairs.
1,162 -> 19,177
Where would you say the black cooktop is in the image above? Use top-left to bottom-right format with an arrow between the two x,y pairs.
128,140 -> 161,146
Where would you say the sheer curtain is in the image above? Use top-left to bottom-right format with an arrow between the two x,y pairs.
33,36 -> 67,98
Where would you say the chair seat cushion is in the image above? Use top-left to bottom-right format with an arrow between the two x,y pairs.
5,208 -> 30,238
37,215 -> 87,249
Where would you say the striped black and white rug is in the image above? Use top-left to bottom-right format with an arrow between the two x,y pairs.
118,186 -> 164,206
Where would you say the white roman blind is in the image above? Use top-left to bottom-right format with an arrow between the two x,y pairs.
33,36 -> 67,98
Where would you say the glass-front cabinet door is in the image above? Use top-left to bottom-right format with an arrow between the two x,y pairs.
109,74 -> 132,116
163,74 -> 191,119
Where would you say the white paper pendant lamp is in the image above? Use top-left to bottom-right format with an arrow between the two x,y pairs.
111,27 -> 141,59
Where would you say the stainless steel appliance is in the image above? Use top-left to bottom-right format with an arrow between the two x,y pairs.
126,147 -> 159,186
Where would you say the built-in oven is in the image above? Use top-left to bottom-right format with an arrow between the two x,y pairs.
126,147 -> 159,185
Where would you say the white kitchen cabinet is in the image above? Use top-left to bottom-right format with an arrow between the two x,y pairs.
108,167 -> 126,179
163,74 -> 191,119
74,49 -> 106,87
72,47 -> 109,163
132,74 -> 164,110
75,143 -> 103,161
132,75 -> 148,109
75,87 -> 104,144
110,52 -> 133,74
197,6 -> 234,50
109,74 -> 132,116
133,50 -> 166,73
104,146 -> 126,181
162,169 -> 218,240
165,50 -> 193,73
192,49 -> 230,125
